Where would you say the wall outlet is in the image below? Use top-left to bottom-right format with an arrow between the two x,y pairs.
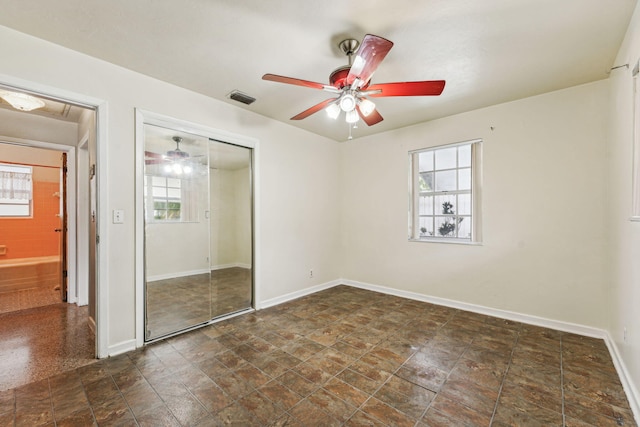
113,209 -> 124,224
309,269 -> 313,278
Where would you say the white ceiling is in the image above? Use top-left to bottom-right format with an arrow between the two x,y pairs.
0,0 -> 635,141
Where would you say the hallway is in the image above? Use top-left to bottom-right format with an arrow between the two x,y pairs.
0,303 -> 95,391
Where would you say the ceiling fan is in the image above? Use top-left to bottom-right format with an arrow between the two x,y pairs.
145,136 -> 197,175
262,34 -> 445,132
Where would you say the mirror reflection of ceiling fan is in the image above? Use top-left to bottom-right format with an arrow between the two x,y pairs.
144,136 -> 203,175
262,34 -> 446,138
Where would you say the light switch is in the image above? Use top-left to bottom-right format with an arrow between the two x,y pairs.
113,209 -> 124,224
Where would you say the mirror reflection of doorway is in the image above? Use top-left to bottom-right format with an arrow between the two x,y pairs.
143,124 -> 253,341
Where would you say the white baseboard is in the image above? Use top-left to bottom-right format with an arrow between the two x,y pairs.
603,331 -> 640,423
107,339 -> 137,357
211,263 -> 251,271
256,279 -> 342,310
147,268 -> 210,282
342,279 -> 606,338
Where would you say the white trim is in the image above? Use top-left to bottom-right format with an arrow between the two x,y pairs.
107,339 -> 137,357
211,263 -> 252,271
146,268 -> 211,282
96,101 -> 109,358
603,332 -> 640,423
256,279 -> 342,310
342,279 -> 606,338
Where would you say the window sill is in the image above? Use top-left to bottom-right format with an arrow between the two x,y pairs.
409,237 -> 483,246
630,216 -> 640,222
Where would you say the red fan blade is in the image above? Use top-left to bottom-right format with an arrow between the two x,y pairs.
366,80 -> 446,97
262,74 -> 339,92
291,98 -> 337,120
145,151 -> 163,158
357,105 -> 383,126
346,34 -> 393,89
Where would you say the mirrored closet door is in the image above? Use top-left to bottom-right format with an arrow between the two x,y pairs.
142,123 -> 253,341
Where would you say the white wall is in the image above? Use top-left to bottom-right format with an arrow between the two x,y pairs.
210,166 -> 252,269
0,25 -> 342,352
607,0 -> 640,410
340,80 -> 609,328
0,108 -> 78,146
146,165 -> 210,279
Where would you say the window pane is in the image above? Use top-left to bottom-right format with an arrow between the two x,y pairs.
419,195 -> 433,215
458,216 -> 471,239
435,170 -> 456,192
154,210 -> 167,220
167,188 -> 181,199
167,178 -> 181,188
419,172 -> 433,192
419,216 -> 434,237
435,147 -> 457,170
152,186 -> 167,197
458,168 -> 471,190
167,209 -> 181,220
435,194 -> 456,215
457,193 -> 471,215
458,144 -> 471,167
418,151 -> 433,172
152,176 -> 165,186
435,217 -> 457,237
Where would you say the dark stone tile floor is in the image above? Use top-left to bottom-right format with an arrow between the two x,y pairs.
0,285 -> 636,426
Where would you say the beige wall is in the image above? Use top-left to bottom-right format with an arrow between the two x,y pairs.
340,80 -> 609,328
608,0 -> 640,408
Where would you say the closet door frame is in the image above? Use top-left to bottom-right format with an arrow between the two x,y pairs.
134,109 -> 259,347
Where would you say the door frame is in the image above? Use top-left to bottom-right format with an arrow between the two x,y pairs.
0,74 -> 109,358
0,138 -> 76,303
134,109 -> 260,347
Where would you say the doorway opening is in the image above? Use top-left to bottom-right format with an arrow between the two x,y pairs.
0,81 -> 102,388
0,145 -> 67,313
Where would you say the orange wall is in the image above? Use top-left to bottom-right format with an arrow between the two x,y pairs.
0,179 -> 61,259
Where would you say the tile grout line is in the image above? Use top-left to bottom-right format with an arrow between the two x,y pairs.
488,326 -> 521,426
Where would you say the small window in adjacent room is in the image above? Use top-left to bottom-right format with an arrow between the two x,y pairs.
409,139 -> 482,243
0,163 -> 33,217
144,175 -> 197,222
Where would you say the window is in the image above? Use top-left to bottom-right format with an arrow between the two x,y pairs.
409,140 -> 482,243
0,163 -> 32,217
144,175 -> 197,222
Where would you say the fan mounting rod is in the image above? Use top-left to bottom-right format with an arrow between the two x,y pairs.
338,38 -> 359,66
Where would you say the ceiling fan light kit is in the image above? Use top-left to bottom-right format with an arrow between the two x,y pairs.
0,90 -> 46,111
145,136 -> 201,177
262,34 -> 446,139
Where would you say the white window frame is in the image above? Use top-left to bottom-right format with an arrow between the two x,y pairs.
144,175 -> 197,223
0,163 -> 33,218
409,139 -> 482,244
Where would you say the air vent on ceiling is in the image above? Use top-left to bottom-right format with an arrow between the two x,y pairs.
227,90 -> 256,105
